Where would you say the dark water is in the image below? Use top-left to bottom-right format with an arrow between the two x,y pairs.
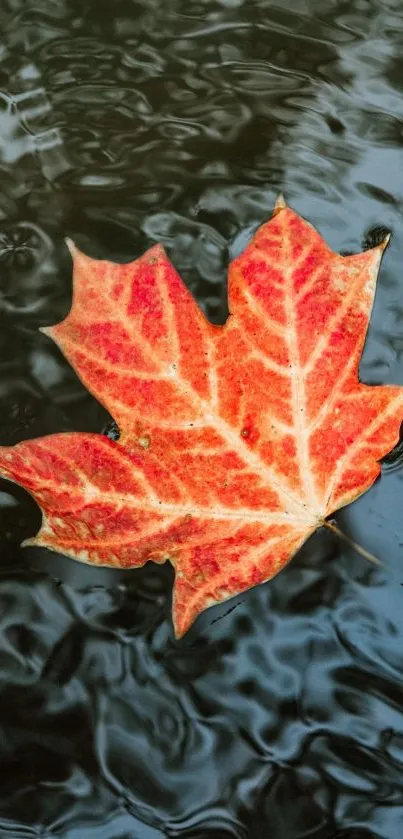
2,0 -> 403,836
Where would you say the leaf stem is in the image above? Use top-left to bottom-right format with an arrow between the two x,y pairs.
324,519 -> 382,567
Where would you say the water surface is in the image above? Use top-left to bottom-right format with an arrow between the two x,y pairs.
1,1 -> 403,836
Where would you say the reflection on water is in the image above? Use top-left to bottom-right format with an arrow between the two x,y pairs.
1,0 -> 403,836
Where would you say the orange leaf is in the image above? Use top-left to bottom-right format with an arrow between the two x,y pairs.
1,197 -> 402,637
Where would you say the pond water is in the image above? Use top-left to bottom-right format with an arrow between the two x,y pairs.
1,0 -> 403,836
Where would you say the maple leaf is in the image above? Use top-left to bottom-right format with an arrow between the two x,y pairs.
0,197 -> 403,637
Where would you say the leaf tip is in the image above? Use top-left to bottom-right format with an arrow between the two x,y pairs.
39,325 -> 52,338
145,242 -> 167,264
273,193 -> 287,216
21,536 -> 38,549
380,232 -> 391,252
65,237 -> 77,259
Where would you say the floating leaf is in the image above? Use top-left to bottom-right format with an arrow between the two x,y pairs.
1,197 -> 402,636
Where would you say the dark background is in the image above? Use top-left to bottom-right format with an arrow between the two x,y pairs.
1,0 -> 403,836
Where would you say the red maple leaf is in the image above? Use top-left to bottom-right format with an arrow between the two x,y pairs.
0,197 -> 402,637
